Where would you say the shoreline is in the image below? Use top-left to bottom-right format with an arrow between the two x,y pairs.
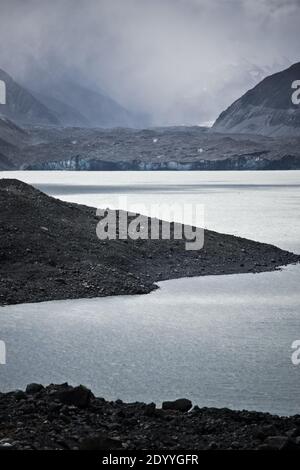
1,180 -> 300,450
1,383 -> 300,450
1,262 -> 300,309
1,178 -> 299,306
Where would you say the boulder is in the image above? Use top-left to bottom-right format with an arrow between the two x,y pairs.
144,402 -> 156,417
13,390 -> 27,400
56,385 -> 93,408
162,398 -> 192,413
25,383 -> 44,394
79,434 -> 122,450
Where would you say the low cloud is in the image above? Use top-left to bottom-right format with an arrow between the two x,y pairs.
0,0 -> 299,125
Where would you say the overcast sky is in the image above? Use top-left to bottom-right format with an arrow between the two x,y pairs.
0,0 -> 299,125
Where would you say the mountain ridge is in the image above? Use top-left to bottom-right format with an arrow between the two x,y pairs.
0,68 -> 60,126
0,68 -> 138,128
213,62 -> 300,137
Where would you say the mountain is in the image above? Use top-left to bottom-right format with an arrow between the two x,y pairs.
160,62 -> 274,126
213,62 -> 300,137
30,79 -> 137,128
0,116 -> 28,145
0,69 -> 59,126
0,117 -> 30,169
32,91 -> 90,127
0,68 -> 137,128
0,148 -> 14,170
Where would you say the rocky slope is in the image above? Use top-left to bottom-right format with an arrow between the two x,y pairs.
0,178 -> 299,306
32,91 -> 90,128
0,69 -> 59,126
0,117 -> 28,147
0,68 -> 137,128
30,79 -> 137,128
1,383 -> 300,450
0,151 -> 14,170
1,115 -> 300,170
213,62 -> 300,137
0,117 -> 31,169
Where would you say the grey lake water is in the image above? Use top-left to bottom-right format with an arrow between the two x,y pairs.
1,170 -> 300,415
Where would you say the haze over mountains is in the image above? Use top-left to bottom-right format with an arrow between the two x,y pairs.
2,62 -> 300,133
0,116 -> 30,169
1,0 -> 300,126
0,69 -> 59,126
1,62 -> 300,171
0,68 -> 138,128
5,59 -> 292,128
30,78 -> 138,128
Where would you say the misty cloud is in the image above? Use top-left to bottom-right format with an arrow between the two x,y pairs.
0,0 -> 299,125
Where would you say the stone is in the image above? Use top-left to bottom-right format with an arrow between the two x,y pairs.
14,390 -> 27,400
79,434 -> 122,450
162,398 -> 192,413
208,441 -> 218,450
25,383 -> 44,394
56,385 -> 93,408
144,402 -> 156,417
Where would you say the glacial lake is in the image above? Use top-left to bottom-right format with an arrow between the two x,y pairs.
1,170 -> 300,415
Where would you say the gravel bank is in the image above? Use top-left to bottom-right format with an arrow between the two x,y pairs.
1,178 -> 299,306
1,383 -> 300,450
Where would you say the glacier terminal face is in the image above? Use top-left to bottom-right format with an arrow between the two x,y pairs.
26,154 -> 300,171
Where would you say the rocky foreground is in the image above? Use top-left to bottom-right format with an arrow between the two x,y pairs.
1,383 -> 300,450
1,178 -> 299,306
